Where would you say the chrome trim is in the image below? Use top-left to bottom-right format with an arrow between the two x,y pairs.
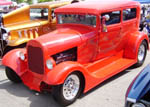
63,74 -> 80,100
24,29 -> 28,38
127,97 -> 136,103
18,30 -> 22,38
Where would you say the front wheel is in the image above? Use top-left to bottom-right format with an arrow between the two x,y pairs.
134,41 -> 147,67
5,67 -> 22,83
52,72 -> 83,106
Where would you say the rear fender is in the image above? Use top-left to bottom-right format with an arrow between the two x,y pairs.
124,32 -> 149,59
2,49 -> 27,76
43,61 -> 98,92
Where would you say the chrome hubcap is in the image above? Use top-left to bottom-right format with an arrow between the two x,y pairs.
132,103 -> 146,107
63,74 -> 80,100
138,44 -> 145,62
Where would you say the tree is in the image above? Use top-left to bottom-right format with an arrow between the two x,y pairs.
38,0 -> 53,3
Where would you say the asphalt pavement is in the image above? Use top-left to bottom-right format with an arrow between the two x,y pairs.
0,50 -> 150,107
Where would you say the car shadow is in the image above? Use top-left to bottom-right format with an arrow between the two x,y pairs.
0,79 -> 63,107
0,68 -> 133,107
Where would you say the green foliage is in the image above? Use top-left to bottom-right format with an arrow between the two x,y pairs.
12,0 -> 53,4
38,0 -> 53,3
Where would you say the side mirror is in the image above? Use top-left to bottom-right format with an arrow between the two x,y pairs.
101,15 -> 110,32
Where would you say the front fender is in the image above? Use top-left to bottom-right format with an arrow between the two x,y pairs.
2,49 -> 27,76
124,32 -> 149,59
44,61 -> 101,93
127,64 -> 150,101
44,61 -> 88,85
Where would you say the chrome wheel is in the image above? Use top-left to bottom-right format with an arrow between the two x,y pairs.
134,41 -> 147,67
63,74 -> 80,100
132,103 -> 146,107
138,44 -> 145,62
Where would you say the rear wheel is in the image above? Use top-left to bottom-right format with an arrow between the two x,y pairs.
52,72 -> 83,106
134,41 -> 147,67
5,67 -> 22,83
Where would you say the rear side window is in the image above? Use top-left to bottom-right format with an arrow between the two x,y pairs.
30,8 -> 48,20
101,11 -> 121,25
123,8 -> 136,21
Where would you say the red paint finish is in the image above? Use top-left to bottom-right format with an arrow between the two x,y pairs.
2,0 -> 149,94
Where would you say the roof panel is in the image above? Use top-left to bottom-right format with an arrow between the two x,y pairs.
55,0 -> 140,14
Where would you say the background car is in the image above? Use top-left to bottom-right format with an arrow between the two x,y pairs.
125,64 -> 150,107
0,0 -> 13,15
0,0 -> 72,57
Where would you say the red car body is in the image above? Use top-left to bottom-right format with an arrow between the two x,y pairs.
2,0 -> 150,105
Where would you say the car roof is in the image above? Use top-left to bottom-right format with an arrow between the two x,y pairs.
30,1 -> 70,8
55,0 -> 140,14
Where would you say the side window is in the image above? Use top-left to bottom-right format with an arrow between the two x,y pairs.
101,11 -> 121,25
123,8 -> 136,21
30,8 -> 48,20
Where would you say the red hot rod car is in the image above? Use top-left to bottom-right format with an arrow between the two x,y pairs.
2,0 -> 149,106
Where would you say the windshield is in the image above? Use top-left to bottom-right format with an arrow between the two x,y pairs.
30,8 -> 48,20
57,14 -> 97,27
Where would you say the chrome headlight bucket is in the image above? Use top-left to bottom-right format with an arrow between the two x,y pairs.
46,58 -> 56,70
46,59 -> 53,70
2,33 -> 9,40
1,27 -> 10,42
19,51 -> 25,61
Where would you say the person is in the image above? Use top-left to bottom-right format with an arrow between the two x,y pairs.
142,5 -> 146,17
41,9 -> 44,17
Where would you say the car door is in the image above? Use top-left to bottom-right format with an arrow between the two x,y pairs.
97,10 -> 122,59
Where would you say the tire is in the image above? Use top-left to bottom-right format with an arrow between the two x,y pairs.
134,40 -> 147,67
131,102 -> 146,107
5,67 -> 22,83
52,72 -> 83,106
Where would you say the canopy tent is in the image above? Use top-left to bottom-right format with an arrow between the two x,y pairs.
134,0 -> 150,4
0,0 -> 12,5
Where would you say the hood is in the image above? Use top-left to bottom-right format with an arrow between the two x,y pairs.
27,26 -> 94,55
4,20 -> 47,31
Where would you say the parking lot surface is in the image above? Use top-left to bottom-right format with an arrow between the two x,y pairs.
0,50 -> 150,107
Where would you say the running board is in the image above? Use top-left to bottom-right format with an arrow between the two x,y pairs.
91,58 -> 136,78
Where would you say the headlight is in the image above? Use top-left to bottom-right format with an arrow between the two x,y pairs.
19,51 -> 25,61
1,27 -> 10,41
2,33 -> 9,40
132,103 -> 146,107
46,59 -> 53,70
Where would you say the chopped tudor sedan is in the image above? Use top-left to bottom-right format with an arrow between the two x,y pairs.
126,64 -> 150,107
2,0 -> 149,106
